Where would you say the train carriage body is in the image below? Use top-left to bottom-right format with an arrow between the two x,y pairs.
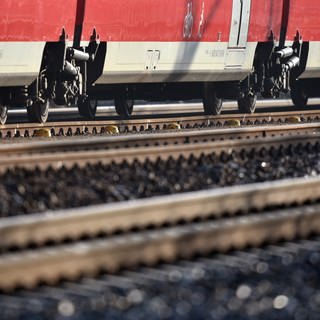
81,0 -> 266,85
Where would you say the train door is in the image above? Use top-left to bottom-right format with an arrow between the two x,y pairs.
225,0 -> 251,68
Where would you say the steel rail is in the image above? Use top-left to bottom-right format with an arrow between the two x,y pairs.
0,201 -> 319,290
0,132 -> 318,172
2,108 -> 320,138
0,176 -> 320,250
35,98 -> 320,116
1,122 -> 320,156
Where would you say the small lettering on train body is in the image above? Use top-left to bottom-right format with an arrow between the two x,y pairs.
205,49 -> 225,58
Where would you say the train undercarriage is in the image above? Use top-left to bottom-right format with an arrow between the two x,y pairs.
0,38 -> 316,125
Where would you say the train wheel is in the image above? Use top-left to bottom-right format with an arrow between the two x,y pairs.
0,104 -> 8,125
77,96 -> 97,120
238,93 -> 257,114
27,100 -> 49,123
203,83 -> 222,115
114,94 -> 134,119
291,81 -> 308,108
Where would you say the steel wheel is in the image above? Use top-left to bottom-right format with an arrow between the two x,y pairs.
27,100 -> 49,123
114,87 -> 134,119
238,93 -> 257,113
203,83 -> 222,115
78,96 -> 97,120
0,104 -> 8,125
291,81 -> 308,108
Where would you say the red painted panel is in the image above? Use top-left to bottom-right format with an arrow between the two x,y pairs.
82,0 -> 232,42
286,0 -> 320,41
0,0 -> 77,41
248,0 -> 284,42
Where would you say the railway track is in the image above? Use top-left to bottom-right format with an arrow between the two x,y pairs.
0,176 -> 319,249
1,103 -> 320,312
0,176 -> 320,290
0,122 -> 320,171
1,121 -> 320,218
3,107 -> 320,138
2,121 -> 320,152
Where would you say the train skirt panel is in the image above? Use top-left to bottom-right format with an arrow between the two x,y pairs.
0,42 -> 45,86
96,41 -> 257,84
300,42 -> 320,79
